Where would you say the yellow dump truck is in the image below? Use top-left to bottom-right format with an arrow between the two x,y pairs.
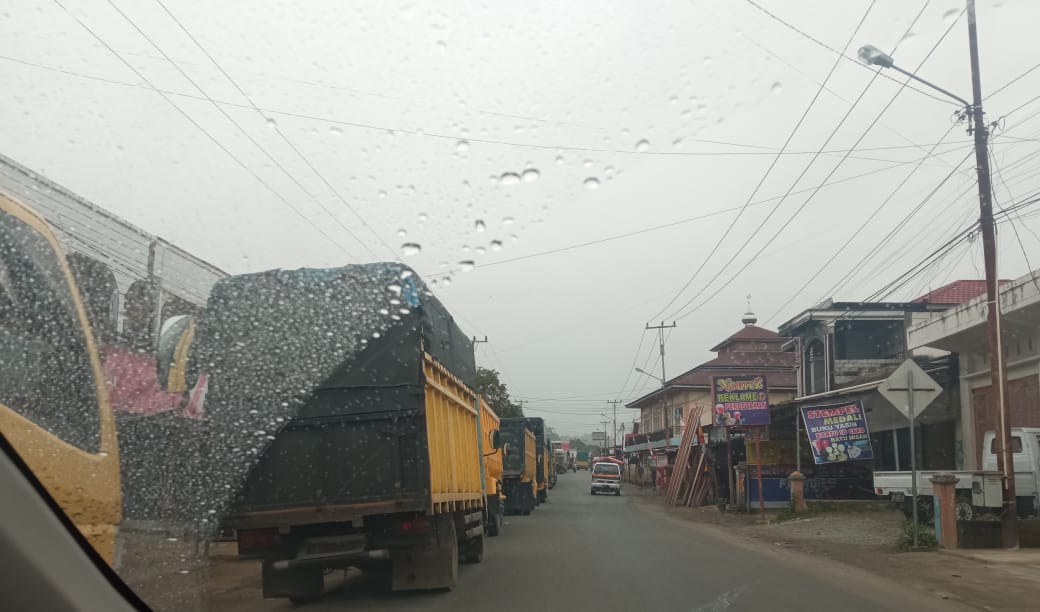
156,263 -> 496,602
0,193 -> 122,564
500,420 -> 538,515
478,396 -> 504,537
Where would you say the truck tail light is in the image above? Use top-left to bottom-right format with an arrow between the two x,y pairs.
394,517 -> 431,535
875,488 -> 882,495
237,528 -> 279,555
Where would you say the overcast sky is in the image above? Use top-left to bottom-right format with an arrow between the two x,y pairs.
3,0 -> 1040,436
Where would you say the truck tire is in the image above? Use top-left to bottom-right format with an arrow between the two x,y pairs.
463,533 -> 484,564
487,511 -> 502,537
954,499 -> 975,522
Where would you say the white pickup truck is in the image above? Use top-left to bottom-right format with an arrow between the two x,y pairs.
873,428 -> 1040,521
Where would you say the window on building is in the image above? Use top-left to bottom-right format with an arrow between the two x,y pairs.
834,320 -> 904,359
805,339 -> 826,394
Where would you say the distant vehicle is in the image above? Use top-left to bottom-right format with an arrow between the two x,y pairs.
575,450 -> 590,470
553,448 -> 568,474
504,417 -> 549,503
590,462 -> 622,496
500,421 -> 538,515
874,428 -> 1040,521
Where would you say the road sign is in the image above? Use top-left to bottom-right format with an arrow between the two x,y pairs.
591,431 -> 605,441
877,359 -> 942,420
876,359 -> 943,549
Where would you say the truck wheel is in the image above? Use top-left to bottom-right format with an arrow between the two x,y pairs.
487,512 -> 502,537
463,533 -> 484,564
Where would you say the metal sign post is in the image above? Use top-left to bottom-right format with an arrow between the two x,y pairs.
878,359 -> 943,549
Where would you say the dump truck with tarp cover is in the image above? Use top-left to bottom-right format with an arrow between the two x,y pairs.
478,395 -> 505,537
499,421 -> 537,515
155,263 -> 496,602
504,417 -> 548,503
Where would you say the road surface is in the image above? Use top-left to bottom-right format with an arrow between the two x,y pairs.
206,472 -> 967,611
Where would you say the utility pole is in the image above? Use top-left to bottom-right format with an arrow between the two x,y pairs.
607,399 -> 623,450
600,420 -> 610,457
966,0 -> 1017,548
646,321 -> 677,442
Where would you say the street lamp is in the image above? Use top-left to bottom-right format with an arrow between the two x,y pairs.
859,0 -> 1017,549
857,44 -> 971,108
634,367 -> 664,384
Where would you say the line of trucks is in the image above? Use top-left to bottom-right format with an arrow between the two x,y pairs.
0,192 -> 559,604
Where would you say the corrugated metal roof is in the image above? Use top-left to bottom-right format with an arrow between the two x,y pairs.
0,152 -> 226,306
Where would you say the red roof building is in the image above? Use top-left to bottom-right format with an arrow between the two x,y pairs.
627,311 -> 797,442
913,279 -> 1010,305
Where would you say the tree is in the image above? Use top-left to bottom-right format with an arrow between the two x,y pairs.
569,438 -> 590,452
474,367 -> 524,418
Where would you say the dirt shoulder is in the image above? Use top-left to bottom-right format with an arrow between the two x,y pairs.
634,492 -> 1039,612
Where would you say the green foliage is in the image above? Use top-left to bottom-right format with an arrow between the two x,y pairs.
475,367 -> 524,418
898,519 -> 938,551
570,438 -> 590,452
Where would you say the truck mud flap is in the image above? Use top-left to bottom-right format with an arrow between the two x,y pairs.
261,559 -> 323,602
390,514 -> 458,591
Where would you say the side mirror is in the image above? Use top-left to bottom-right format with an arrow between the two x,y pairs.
490,429 -> 503,450
156,315 -> 196,392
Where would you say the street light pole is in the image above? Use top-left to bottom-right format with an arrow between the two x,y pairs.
858,0 -> 1016,549
966,0 -> 1017,549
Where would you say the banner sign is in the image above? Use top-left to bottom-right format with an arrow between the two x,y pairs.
712,375 -> 770,426
800,401 -> 874,464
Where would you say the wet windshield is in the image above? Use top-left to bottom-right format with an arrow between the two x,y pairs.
3,1 -> 1040,611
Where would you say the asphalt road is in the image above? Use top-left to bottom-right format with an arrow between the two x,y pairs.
207,473 -> 968,611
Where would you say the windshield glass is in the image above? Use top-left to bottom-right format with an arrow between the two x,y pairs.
4,2 -> 1040,611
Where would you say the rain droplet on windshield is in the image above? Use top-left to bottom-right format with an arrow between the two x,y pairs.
456,140 -> 470,153
459,260 -> 475,272
265,117 -> 277,129
418,212 -> 428,222
490,240 -> 503,251
555,155 -> 565,165
329,126 -> 343,136
770,81 -> 783,95
635,139 -> 650,152
401,243 -> 421,256
499,172 -> 521,186
502,216 -> 515,226
397,228 -> 407,237
522,168 -> 540,182
584,177 -> 601,190
475,219 -> 487,232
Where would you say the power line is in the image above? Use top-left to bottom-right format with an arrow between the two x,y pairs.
645,1 -> 878,324
669,3 -> 955,323
103,0 -> 379,260
424,147 -> 972,278
744,0 -> 961,108
765,135 -> 969,324
0,53 -> 968,166
151,0 -> 397,260
987,60 -> 1040,100
50,0 -> 357,260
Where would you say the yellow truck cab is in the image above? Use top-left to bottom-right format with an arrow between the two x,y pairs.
0,193 -> 122,564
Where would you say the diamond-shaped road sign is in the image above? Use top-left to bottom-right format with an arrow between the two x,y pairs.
877,359 -> 943,421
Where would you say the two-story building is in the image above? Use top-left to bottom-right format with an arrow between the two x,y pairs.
625,312 -> 797,484
776,283 -> 995,473
909,273 -> 1040,469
